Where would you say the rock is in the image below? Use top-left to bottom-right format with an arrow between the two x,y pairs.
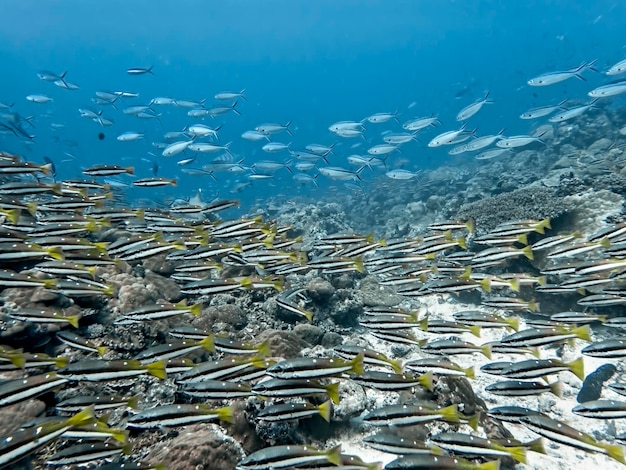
147,424 -> 245,470
294,323 -> 324,345
587,138 -> 613,154
577,363 -> 617,403
306,278 -> 335,303
320,332 -> 343,348
144,270 -> 181,301
358,276 -> 403,307
0,399 -> 45,436
193,304 -> 248,332
258,329 -> 311,358
333,380 -> 368,420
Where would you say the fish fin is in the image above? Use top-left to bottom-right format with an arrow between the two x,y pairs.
67,315 -> 80,328
389,359 -> 403,374
476,461 -> 501,470
127,393 -> 142,410
550,381 -> 563,398
522,245 -> 534,260
528,437 -> 546,454
54,356 -> 69,368
188,303 -> 202,317
144,360 -> 167,380
98,345 -> 109,357
66,405 -> 96,428
46,247 -> 64,261
326,445 -> 342,466
350,352 -> 365,375
42,278 -> 57,289
256,339 -> 271,358
573,324 -> 592,342
601,443 -> 626,464
419,371 -> 434,392
505,446 -> 527,464
318,400 -> 332,423
567,356 -> 585,380
440,404 -> 460,423
326,382 -> 340,404
199,335 -> 215,352
466,412 -> 480,431
217,405 -> 234,423
481,344 -> 492,359
508,277 -> 520,293
464,366 -> 475,379
469,325 -> 481,338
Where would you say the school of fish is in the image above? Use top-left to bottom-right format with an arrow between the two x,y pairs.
0,55 -> 626,469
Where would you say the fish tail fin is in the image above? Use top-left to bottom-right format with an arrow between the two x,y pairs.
113,430 -> 130,444
389,358 -> 403,374
602,443 -> 626,464
326,382 -> 340,404
464,366 -> 475,379
200,335 -> 215,352
188,303 -> 202,317
66,405 -> 96,427
419,371 -> 434,392
507,446 -> 527,464
508,277 -> 520,293
47,247 -> 65,261
573,324 -> 592,342
144,360 -> 167,379
481,344 -> 492,359
506,316 -> 520,331
567,356 -> 585,380
522,245 -> 534,260
550,381 -> 563,398
127,393 -> 142,410
67,315 -> 80,328
350,352 -> 365,375
476,460 -> 501,470
480,278 -> 492,293
217,405 -> 234,423
326,445 -> 342,466
440,404 -> 460,423
528,437 -> 547,454
318,400 -> 332,423
97,346 -> 107,357
256,339 -> 271,358
466,412 -> 480,431
469,325 -> 482,338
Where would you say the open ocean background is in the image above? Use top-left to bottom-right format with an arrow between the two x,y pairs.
1,0 -> 625,211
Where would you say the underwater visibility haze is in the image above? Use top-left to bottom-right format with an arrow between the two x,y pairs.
2,1 -> 626,469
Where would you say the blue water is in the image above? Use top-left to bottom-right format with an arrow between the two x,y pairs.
1,0 -> 625,211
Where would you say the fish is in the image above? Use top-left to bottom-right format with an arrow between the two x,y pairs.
26,94 -> 53,103
402,116 -> 442,131
606,58 -> 626,76
496,134 -> 544,148
549,100 -> 600,122
527,61 -> 597,86
0,406 -> 95,469
256,401 -> 332,423
572,400 -> 626,419
215,89 -> 247,101
519,414 -> 625,464
266,354 -> 364,379
256,121 -> 293,136
0,373 -> 69,407
430,432 -> 538,464
520,100 -> 567,119
45,442 -> 128,466
588,81 -> 626,98
236,444 -> 342,470
127,66 -> 154,75
57,359 -> 167,381
127,404 -> 232,429
83,165 -> 134,177
162,140 -> 192,157
362,403 -> 461,427
485,380 -> 563,397
455,91 -> 493,121
384,454 -> 501,470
